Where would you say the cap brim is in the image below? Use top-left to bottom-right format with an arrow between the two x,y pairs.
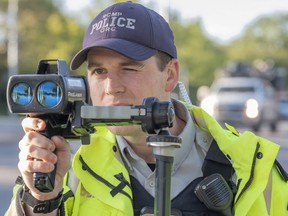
70,38 -> 157,70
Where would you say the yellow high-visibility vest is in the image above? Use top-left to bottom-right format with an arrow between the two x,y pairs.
6,105 -> 288,216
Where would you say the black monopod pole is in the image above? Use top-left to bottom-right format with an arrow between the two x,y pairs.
147,129 -> 181,216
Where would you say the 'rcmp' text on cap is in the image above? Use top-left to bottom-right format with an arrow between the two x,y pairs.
70,1 -> 177,70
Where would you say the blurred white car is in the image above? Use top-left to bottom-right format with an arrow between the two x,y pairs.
199,77 -> 279,131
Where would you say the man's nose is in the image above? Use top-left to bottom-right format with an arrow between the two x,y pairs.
104,75 -> 125,95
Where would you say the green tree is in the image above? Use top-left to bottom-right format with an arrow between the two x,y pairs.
226,13 -> 288,69
223,13 -> 288,90
2,0 -> 288,114
17,0 -> 84,74
171,17 -> 226,100
1,0 -> 86,114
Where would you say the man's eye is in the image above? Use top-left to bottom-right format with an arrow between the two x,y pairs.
92,68 -> 106,75
123,67 -> 138,72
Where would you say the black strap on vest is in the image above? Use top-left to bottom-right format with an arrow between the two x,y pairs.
79,155 -> 132,201
202,139 -> 234,181
202,140 -> 237,196
275,159 -> 288,182
131,140 -> 236,216
131,175 -> 223,216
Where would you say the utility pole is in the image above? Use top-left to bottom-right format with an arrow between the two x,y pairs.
7,0 -> 18,78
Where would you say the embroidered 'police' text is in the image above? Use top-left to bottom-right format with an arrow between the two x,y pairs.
90,12 -> 136,35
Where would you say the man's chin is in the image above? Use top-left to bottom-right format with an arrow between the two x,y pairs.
107,125 -> 143,136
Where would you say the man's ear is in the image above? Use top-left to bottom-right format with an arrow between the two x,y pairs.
165,59 -> 180,92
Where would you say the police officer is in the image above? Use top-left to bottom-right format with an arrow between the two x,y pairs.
6,1 -> 288,216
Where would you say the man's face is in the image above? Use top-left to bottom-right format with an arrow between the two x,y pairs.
86,47 -> 176,136
86,48 -> 173,106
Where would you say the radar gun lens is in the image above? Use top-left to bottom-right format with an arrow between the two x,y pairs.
37,81 -> 62,108
11,83 -> 32,106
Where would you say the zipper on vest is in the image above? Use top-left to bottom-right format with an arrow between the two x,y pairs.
79,155 -> 132,202
235,143 -> 260,203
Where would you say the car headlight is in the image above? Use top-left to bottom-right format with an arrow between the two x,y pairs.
245,98 -> 259,119
200,96 -> 217,116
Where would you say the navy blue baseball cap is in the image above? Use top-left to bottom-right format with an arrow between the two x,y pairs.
70,1 -> 177,70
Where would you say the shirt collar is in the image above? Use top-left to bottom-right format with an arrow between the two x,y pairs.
117,99 -> 196,172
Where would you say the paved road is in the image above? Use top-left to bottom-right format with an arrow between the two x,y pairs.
0,116 -> 23,214
0,116 -> 287,214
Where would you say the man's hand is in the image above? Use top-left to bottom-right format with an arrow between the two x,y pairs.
18,117 -> 70,201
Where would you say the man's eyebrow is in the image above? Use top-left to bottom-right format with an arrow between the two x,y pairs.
87,62 -> 100,67
87,59 -> 144,68
119,59 -> 144,68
